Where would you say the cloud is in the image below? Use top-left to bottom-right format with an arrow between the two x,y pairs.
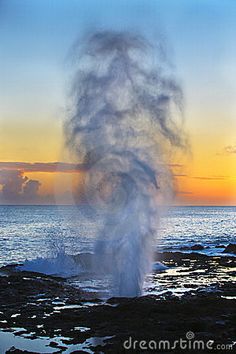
0,161 -> 183,175
168,163 -> 184,168
0,161 -> 186,205
177,190 -> 193,195
0,161 -> 88,173
23,179 -> 41,197
0,170 -> 41,203
223,145 -> 236,154
173,174 -> 187,177
192,176 -> 227,180
217,144 -> 236,155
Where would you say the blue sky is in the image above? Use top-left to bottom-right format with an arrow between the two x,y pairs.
1,0 -> 236,124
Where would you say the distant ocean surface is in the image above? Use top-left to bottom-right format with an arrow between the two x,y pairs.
0,205 -> 235,267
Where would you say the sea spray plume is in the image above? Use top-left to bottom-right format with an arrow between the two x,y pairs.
65,31 -> 185,296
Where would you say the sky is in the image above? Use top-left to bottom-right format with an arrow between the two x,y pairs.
0,0 -> 236,205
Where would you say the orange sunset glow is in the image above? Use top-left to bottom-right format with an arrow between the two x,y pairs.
0,110 -> 236,205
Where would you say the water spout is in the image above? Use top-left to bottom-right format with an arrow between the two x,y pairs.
65,31 -> 185,296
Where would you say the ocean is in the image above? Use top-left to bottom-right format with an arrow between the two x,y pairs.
0,205 -> 235,267
0,205 -> 235,353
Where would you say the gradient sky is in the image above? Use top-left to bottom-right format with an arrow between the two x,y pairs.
0,0 -> 236,205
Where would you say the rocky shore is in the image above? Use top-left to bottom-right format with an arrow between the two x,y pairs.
0,250 -> 235,353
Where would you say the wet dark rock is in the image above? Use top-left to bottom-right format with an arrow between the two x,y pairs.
6,349 -> 34,354
191,244 -> 204,250
155,251 -> 236,268
223,243 -> 236,254
1,253 -> 236,353
180,244 -> 205,251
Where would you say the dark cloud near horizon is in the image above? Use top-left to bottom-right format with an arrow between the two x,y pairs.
0,161 -> 182,173
0,161 -> 88,173
0,170 -> 41,203
23,179 -> 41,198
